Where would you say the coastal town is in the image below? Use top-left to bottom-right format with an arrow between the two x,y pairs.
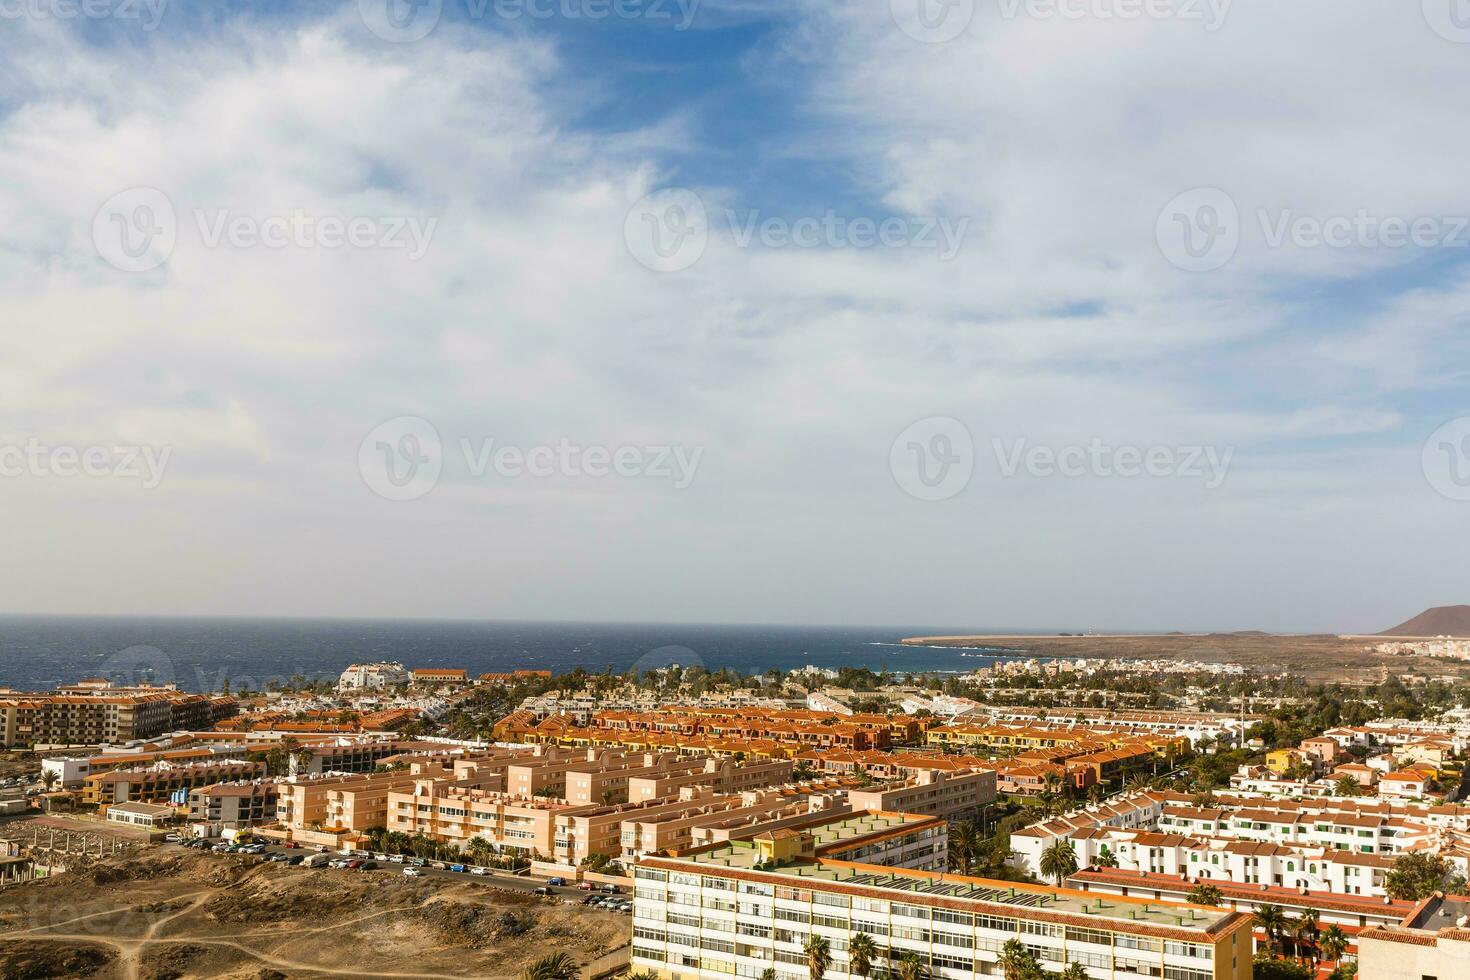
0,650 -> 1465,979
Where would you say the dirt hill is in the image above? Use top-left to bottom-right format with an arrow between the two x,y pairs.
1380,605 -> 1470,637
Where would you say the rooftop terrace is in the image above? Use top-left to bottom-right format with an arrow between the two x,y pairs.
651,848 -> 1234,933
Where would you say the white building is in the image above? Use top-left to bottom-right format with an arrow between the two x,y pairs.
337,662 -> 410,691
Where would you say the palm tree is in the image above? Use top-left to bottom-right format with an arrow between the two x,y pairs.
894,952 -> 928,980
621,972 -> 660,980
1039,838 -> 1078,887
949,821 -> 981,875
1292,909 -> 1320,965
1186,883 -> 1223,906
999,939 -> 1040,980
1058,965 -> 1089,980
40,770 -> 60,792
1318,924 -> 1349,967
1094,844 -> 1118,869
847,932 -> 878,980
804,934 -> 831,980
521,952 -> 580,980
1253,904 -> 1286,957
758,970 -> 777,980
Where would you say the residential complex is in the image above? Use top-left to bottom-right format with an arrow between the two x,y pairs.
0,687 -> 236,747
630,844 -> 1253,980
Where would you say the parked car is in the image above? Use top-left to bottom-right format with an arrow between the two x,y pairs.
287,855 -> 305,866
403,867 -> 422,877
388,854 -> 405,864
601,884 -> 620,894
581,896 -> 599,905
268,853 -> 289,862
359,861 -> 378,871
345,859 -> 364,870
163,833 -> 183,843
284,841 -> 300,850
449,864 -> 466,873
576,881 -> 595,891
532,886 -> 552,896
470,866 -> 490,876
546,877 -> 566,887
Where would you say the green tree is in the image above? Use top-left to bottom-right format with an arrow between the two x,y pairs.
1187,883 -> 1224,906
1039,838 -> 1078,887
1094,844 -> 1118,869
847,932 -> 878,980
804,934 -> 831,980
1318,924 -> 1348,967
1058,965 -> 1089,980
521,953 -> 580,980
1253,904 -> 1287,957
1385,852 -> 1468,901
894,952 -> 928,980
999,939 -> 1043,980
949,821 -> 981,875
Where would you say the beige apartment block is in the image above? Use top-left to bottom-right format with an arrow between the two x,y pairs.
845,767 -> 997,821
387,781 -> 589,855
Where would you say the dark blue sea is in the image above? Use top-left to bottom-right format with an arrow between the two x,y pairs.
0,617 -> 1047,694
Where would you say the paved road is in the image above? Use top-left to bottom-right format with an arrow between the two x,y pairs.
168,842 -> 627,905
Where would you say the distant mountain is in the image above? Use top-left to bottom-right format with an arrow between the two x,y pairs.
1380,605 -> 1470,637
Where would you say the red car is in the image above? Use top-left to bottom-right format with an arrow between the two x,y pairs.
345,859 -> 364,870
577,881 -> 595,891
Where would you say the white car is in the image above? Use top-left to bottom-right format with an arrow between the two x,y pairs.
403,866 -> 422,877
471,866 -> 490,876
388,854 -> 406,864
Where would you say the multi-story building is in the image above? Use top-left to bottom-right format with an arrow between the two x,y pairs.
1357,894 -> 1470,979
83,758 -> 265,806
845,767 -> 996,821
276,763 -> 465,835
188,781 -> 280,832
0,689 -> 237,747
630,843 -> 1253,980
337,662 -> 411,691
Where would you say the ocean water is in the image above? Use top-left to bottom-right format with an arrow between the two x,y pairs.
0,617 -> 1041,693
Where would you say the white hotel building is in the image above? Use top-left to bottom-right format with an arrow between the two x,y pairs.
630,835 -> 1253,980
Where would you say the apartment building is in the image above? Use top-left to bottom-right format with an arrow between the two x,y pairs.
276,761 -> 469,834
42,742 -> 251,788
188,781 -> 280,831
337,662 -> 411,690
845,767 -> 996,821
630,846 -> 1253,980
83,758 -> 265,806
1357,894 -> 1470,980
620,790 -> 853,860
388,782 -> 585,856
0,690 -> 236,747
1068,867 -> 1416,932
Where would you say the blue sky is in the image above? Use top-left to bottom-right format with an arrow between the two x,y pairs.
1,0 -> 1468,631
